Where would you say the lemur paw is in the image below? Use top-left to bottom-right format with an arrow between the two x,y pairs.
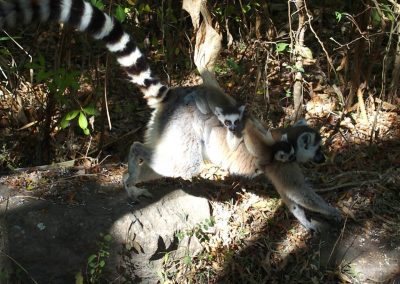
125,185 -> 153,201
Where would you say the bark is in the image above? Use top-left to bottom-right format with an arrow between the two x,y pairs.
183,0 -> 222,87
345,8 -> 369,110
388,3 -> 400,102
292,0 -> 306,122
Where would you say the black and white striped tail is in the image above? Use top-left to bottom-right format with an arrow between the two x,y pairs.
0,0 -> 168,107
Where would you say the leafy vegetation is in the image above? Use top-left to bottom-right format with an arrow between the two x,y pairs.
86,233 -> 112,283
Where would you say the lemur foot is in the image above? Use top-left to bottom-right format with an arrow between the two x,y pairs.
123,171 -> 153,200
125,185 -> 153,200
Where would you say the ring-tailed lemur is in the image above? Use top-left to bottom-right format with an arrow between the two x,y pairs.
268,119 -> 325,163
0,0 -> 340,232
185,85 -> 245,150
271,141 -> 295,163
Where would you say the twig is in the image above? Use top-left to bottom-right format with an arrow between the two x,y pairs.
315,179 -> 380,192
12,160 -> 76,172
303,0 -> 336,76
370,15 -> 396,143
356,82 -> 368,122
327,170 -> 381,181
2,30 -> 33,82
0,250 -> 39,284
103,1 -> 113,131
85,136 -> 93,158
370,0 -> 387,21
104,54 -> 112,130
88,126 -> 142,156
287,0 -> 294,62
0,195 -> 47,204
327,214 -> 348,265
17,121 -> 38,131
330,32 -> 384,51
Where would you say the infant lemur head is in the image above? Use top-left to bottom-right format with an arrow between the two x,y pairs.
215,105 -> 246,133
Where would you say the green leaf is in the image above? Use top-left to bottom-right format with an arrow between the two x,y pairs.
82,106 -> 98,116
91,0 -> 105,10
39,55 -> 45,67
163,252 -> 170,264
103,234 -> 112,242
226,58 -> 241,74
183,255 -> 192,265
78,112 -> 88,130
335,11 -> 342,22
75,272 -> 84,284
382,4 -> 395,22
83,128 -> 90,136
0,36 -> 21,41
87,254 -> 97,263
371,8 -> 381,27
143,4 -> 151,13
115,5 -> 126,23
99,260 -> 105,268
276,43 -> 289,53
60,118 -> 70,129
65,110 -> 80,121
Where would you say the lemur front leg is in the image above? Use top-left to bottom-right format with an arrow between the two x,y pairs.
282,197 -> 328,233
286,187 -> 342,223
265,162 -> 342,231
123,142 -> 162,200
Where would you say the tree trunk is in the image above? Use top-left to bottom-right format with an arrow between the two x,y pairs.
292,0 -> 306,122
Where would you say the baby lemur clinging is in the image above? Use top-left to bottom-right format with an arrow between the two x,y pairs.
187,85 -> 246,150
193,85 -> 297,161
187,84 -> 295,162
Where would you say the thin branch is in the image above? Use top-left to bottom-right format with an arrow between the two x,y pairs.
104,55 -> 112,131
0,250 -> 39,284
315,179 -> 380,192
303,0 -> 336,76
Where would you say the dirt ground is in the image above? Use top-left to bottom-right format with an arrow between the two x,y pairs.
0,152 -> 399,283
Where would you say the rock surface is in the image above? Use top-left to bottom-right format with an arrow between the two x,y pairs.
0,179 -> 398,283
0,182 -> 210,283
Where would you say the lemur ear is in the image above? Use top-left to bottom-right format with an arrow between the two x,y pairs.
238,105 -> 245,113
281,133 -> 288,142
214,107 -> 223,116
298,133 -> 312,149
293,119 -> 308,127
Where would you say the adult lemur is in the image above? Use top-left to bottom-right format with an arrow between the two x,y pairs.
0,0 -> 341,232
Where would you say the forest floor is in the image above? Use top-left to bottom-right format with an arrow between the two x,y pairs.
1,30 -> 400,283
0,126 -> 399,283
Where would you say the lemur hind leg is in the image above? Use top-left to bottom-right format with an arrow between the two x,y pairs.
123,142 -> 162,200
283,198 -> 328,233
288,188 -> 342,222
265,162 -> 342,230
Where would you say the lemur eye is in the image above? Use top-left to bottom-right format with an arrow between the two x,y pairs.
234,120 -> 239,125
224,120 -> 232,126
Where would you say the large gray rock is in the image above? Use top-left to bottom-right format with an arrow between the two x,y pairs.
0,182 -> 210,283
110,189 -> 210,281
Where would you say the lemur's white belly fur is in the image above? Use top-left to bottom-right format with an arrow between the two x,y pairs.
151,124 -> 203,178
147,99 -> 206,179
